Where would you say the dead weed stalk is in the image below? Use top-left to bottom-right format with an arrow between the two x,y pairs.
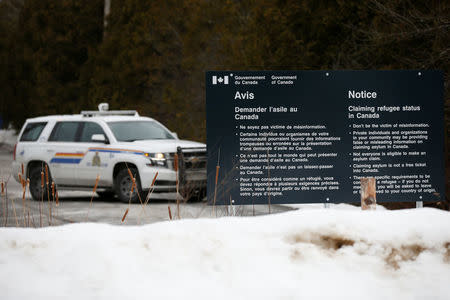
86,174 -> 100,222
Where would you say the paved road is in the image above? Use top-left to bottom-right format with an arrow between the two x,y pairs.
0,147 -> 292,227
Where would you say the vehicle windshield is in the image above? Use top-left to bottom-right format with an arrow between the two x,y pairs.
107,121 -> 175,142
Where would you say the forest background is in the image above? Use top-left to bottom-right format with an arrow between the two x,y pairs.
0,1 -> 448,200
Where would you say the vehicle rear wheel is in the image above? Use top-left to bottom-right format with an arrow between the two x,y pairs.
29,164 -> 53,201
114,167 -> 143,203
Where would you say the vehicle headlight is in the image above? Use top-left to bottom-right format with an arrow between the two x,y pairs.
145,152 -> 167,167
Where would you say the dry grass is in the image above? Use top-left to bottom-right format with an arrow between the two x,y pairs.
1,163 -> 193,227
139,172 -> 158,220
287,233 -> 450,270
85,175 -> 100,222
121,165 -> 145,224
121,208 -> 129,223
288,233 -> 356,251
11,197 -> 18,227
26,179 -> 34,227
45,164 -> 51,225
212,149 -> 220,216
174,153 -> 180,219
168,205 -> 173,220
444,242 -> 450,263
385,244 -> 426,269
1,165 -> 55,228
1,165 -> 32,227
40,168 -> 44,227
0,165 -> 170,227
125,166 -> 147,223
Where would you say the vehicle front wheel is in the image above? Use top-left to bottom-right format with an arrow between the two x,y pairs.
114,168 -> 143,203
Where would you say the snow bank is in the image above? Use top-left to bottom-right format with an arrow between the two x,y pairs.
0,208 -> 449,300
0,129 -> 17,151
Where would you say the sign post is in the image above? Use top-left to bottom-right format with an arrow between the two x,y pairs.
361,177 -> 377,210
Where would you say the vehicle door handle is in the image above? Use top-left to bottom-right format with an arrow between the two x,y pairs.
47,149 -> 55,153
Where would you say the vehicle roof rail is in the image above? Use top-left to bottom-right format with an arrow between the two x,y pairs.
80,110 -> 139,117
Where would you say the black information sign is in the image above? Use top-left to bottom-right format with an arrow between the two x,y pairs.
206,71 -> 444,205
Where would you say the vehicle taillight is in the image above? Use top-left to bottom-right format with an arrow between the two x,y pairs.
13,143 -> 17,161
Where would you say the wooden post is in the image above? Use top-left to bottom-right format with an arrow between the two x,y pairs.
360,177 -> 376,210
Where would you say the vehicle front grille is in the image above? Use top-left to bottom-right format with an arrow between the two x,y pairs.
167,148 -> 207,171
182,151 -> 207,170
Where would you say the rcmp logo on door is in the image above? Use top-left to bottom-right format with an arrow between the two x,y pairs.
92,152 -> 101,167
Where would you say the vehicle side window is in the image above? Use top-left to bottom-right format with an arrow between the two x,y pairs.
20,122 -> 47,141
80,122 -> 107,142
48,122 -> 81,142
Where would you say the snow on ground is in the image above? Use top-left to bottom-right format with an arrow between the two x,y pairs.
0,129 -> 17,150
0,208 -> 449,300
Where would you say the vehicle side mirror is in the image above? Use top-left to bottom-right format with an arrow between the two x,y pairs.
91,134 -> 107,143
172,132 -> 179,139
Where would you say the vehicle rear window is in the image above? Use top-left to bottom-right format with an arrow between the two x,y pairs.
49,122 -> 81,142
80,122 -> 107,142
20,122 -> 47,142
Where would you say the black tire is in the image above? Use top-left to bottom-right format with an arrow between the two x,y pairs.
188,188 -> 207,202
29,164 -> 53,201
96,191 -> 116,200
114,167 -> 143,203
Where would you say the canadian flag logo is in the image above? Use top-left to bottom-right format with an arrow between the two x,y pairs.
212,75 -> 229,85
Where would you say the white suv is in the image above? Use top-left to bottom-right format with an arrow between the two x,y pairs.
12,104 -> 207,202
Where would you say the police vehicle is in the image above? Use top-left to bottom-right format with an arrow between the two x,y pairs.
12,104 -> 207,202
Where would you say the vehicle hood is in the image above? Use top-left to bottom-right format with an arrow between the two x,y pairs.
111,139 -> 206,153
